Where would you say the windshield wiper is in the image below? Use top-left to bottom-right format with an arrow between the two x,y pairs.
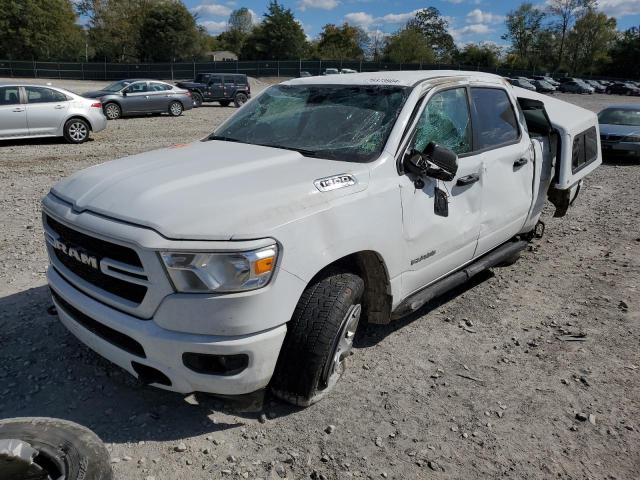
206,135 -> 246,143
255,143 -> 320,157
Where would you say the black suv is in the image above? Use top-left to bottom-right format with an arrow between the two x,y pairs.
176,73 -> 251,108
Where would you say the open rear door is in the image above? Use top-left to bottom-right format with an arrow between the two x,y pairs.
515,88 -> 602,217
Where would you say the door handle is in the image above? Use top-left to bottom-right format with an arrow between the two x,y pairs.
12,108 -> 24,112
513,158 -> 528,169
456,174 -> 480,186
54,105 -> 65,109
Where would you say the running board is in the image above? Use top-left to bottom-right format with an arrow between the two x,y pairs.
391,240 -> 529,319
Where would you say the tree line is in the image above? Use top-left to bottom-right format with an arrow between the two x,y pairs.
0,0 -> 637,78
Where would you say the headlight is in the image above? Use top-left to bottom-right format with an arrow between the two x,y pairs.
622,135 -> 640,143
160,245 -> 278,293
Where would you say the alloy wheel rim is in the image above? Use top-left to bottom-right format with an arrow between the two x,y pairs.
323,303 -> 361,387
69,122 -> 87,141
171,103 -> 182,115
105,104 -> 119,119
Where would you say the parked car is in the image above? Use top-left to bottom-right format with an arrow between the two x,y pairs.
508,78 -> 536,91
532,80 -> 556,93
0,83 -> 106,143
42,71 -> 600,407
340,68 -> 358,74
605,82 -> 640,96
533,75 -> 560,87
598,105 -> 640,159
83,79 -> 193,119
323,68 -> 340,75
585,80 -> 606,93
558,81 -> 593,94
175,73 -> 250,108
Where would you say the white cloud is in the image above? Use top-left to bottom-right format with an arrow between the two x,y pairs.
378,10 -> 421,24
597,0 -> 640,16
298,0 -> 340,11
456,23 -> 493,35
344,12 -> 375,27
192,3 -> 232,17
200,20 -> 228,34
466,9 -> 504,24
343,9 -> 421,29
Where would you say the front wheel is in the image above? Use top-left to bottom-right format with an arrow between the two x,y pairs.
168,101 -> 183,116
63,118 -> 89,144
271,268 -> 364,406
234,93 -> 248,107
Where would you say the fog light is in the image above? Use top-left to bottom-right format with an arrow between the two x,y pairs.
182,353 -> 249,376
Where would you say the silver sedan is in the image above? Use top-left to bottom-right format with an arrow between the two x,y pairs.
82,79 -> 193,120
0,84 -> 107,143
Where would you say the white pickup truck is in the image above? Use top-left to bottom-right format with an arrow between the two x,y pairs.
42,71 -> 601,406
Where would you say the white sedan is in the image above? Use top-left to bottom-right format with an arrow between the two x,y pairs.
0,84 -> 107,144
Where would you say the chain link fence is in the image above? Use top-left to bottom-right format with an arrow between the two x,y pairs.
0,59 -> 617,81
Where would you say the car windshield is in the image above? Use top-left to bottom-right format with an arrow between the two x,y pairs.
208,84 -> 410,162
102,80 -> 133,92
598,108 -> 640,126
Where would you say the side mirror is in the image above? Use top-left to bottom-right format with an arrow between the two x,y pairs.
121,91 -> 128,97
424,142 -> 458,180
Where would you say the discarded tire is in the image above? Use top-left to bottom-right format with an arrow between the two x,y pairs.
0,417 -> 112,480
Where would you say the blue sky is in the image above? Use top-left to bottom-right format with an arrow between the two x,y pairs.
187,0 -> 640,46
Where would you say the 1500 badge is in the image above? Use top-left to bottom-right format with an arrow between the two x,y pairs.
410,250 -> 436,266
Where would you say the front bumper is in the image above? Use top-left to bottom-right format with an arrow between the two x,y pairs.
48,267 -> 287,395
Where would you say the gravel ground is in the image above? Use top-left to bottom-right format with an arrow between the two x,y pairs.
0,82 -> 639,480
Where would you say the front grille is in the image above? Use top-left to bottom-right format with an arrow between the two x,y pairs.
52,290 -> 146,358
46,215 -> 147,304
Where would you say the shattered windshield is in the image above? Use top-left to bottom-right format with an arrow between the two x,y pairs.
209,84 -> 410,162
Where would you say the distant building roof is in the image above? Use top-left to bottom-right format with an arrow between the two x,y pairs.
206,51 -> 238,61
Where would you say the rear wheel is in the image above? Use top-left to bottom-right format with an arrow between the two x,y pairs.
219,100 -> 231,107
63,118 -> 89,144
168,101 -> 183,116
0,417 -> 112,480
103,102 -> 121,120
192,92 -> 203,108
271,268 -> 364,406
234,93 -> 248,107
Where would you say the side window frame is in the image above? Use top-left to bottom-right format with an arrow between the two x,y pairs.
468,86 -> 522,154
24,86 -> 69,104
396,84 -> 475,174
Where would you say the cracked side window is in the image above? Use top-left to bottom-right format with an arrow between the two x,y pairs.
414,88 -> 472,155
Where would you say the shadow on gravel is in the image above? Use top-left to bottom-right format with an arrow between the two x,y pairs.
0,137 -> 95,147
354,270 -> 494,349
0,285 -> 300,443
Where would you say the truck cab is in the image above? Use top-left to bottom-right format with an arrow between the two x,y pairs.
175,73 -> 250,108
42,71 -> 601,406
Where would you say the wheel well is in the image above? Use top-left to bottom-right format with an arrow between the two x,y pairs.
311,251 -> 393,325
65,115 -> 92,131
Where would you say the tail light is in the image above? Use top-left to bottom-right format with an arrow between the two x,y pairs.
90,102 -> 102,108
185,91 -> 192,97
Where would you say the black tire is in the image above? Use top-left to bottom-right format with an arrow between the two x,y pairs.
234,93 -> 248,108
0,417 -> 112,480
168,101 -> 183,116
63,118 -> 90,144
192,92 -> 203,108
219,100 -> 231,107
103,102 -> 121,120
271,268 -> 364,406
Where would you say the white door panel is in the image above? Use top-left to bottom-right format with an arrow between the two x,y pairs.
24,86 -> 71,136
0,86 -> 28,138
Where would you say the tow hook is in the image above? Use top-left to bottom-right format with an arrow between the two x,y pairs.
534,221 -> 545,239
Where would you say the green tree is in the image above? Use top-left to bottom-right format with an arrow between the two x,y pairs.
240,1 -> 307,60
455,43 -> 502,68
0,0 -> 85,60
605,27 -> 640,79
218,7 -> 254,55
546,0 -> 595,69
407,8 -> 457,62
383,26 -> 434,64
502,3 -> 546,69
316,23 -> 368,60
138,1 -> 205,61
565,8 -> 616,75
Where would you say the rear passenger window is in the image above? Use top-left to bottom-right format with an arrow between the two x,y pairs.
208,76 -> 222,85
471,88 -> 519,150
25,87 -> 68,103
572,126 -> 598,172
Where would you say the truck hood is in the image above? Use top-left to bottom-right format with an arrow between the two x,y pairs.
50,141 -> 369,240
